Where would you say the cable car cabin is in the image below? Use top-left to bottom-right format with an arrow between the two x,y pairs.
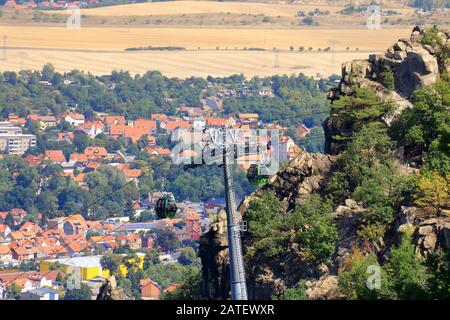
247,164 -> 270,186
155,196 -> 177,219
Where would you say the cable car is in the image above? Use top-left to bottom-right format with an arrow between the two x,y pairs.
247,164 -> 270,186
155,195 -> 178,219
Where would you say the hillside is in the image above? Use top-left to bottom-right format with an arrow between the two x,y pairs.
199,25 -> 450,300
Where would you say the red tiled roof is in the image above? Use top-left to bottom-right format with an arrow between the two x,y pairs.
65,113 -> 85,120
103,115 -> 126,126
134,119 -> 156,130
0,245 -> 11,255
84,146 -> 108,157
206,118 -> 226,127
150,114 -> 168,121
70,153 -> 88,163
44,150 -> 66,163
165,120 -> 190,132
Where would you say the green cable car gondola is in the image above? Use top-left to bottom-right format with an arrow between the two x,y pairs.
155,196 -> 178,219
247,164 -> 270,187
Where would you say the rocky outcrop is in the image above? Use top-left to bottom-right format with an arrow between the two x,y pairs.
305,275 -> 341,300
96,276 -> 129,300
325,26 -> 449,155
199,26 -> 449,301
200,150 -> 335,300
199,210 -> 232,300
239,151 -> 336,213
414,218 -> 450,257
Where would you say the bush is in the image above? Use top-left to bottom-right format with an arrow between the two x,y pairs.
274,281 -> 307,300
338,249 -> 388,299
381,65 -> 395,91
286,195 -> 338,265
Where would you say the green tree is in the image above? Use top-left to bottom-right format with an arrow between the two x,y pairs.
245,191 -> 287,257
5,283 -> 22,300
384,234 -> 430,299
338,249 -> 391,299
178,247 -> 199,267
287,195 -> 338,265
414,172 -> 449,215
273,281 -> 307,300
101,254 -> 123,276
63,283 -> 92,300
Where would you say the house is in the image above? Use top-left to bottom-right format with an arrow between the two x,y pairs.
0,224 -> 11,238
0,245 -> 13,264
144,146 -> 172,157
19,222 -> 43,237
20,287 -> 59,300
24,154 -> 44,166
165,120 -> 190,133
84,146 -> 108,159
9,208 -> 28,226
116,234 -> 142,250
39,116 -> 57,128
297,124 -> 311,138
205,117 -> 226,128
139,278 -> 161,300
102,115 -> 126,127
110,125 -> 151,143
204,98 -> 221,111
109,150 -> 135,164
179,106 -> 202,116
11,247 -> 34,262
0,212 -> 8,224
134,119 -> 157,135
279,136 -> 302,162
69,153 -> 89,164
64,113 -> 85,127
57,132 -> 74,143
44,150 -> 66,164
150,114 -> 168,122
76,120 -> 104,138
238,113 -> 259,128
164,283 -> 180,294
47,214 -> 88,236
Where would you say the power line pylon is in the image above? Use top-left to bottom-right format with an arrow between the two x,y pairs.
274,48 -> 280,68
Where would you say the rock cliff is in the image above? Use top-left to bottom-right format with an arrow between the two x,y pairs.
325,25 -> 449,154
199,26 -> 449,300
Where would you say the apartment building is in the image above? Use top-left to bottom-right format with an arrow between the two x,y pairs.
0,122 -> 36,155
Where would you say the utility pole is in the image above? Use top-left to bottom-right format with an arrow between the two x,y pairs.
274,48 -> 280,68
222,129 -> 248,300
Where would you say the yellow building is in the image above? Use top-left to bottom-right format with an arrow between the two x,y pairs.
40,256 -> 110,281
40,253 -> 146,280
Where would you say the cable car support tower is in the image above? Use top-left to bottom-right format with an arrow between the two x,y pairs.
222,131 -> 248,300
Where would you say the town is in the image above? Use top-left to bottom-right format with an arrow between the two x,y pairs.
0,66 -> 326,300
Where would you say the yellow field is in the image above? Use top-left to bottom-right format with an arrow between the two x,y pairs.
1,48 -> 371,78
47,1 -> 345,17
1,26 -> 411,51
0,25 -> 412,78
